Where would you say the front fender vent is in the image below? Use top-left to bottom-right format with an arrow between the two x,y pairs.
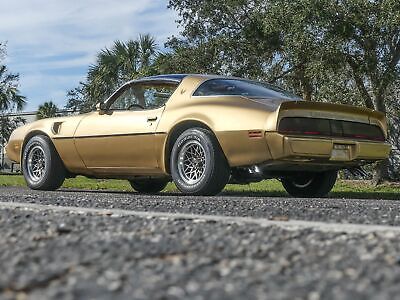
52,122 -> 63,134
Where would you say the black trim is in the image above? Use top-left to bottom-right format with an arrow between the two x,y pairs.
53,132 -> 167,140
141,74 -> 188,82
278,117 -> 385,142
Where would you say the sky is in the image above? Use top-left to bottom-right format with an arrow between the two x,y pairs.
0,0 -> 179,111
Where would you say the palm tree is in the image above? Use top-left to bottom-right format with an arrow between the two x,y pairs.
0,65 -> 26,145
0,65 -> 25,112
37,101 -> 58,120
86,34 -> 158,105
0,44 -> 26,168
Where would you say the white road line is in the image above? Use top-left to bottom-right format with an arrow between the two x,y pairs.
0,201 -> 399,234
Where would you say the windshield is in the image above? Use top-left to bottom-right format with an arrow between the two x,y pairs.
193,78 -> 301,100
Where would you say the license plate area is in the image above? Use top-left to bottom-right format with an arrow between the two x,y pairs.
330,144 -> 351,161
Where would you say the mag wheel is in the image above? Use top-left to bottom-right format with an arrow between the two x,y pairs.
129,178 -> 169,194
22,135 -> 66,190
281,170 -> 338,198
171,128 -> 230,196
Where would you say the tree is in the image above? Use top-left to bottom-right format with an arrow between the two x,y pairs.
0,42 -> 26,148
386,81 -> 400,180
0,42 -> 26,169
155,37 -> 227,75
0,47 -> 25,112
65,82 -> 91,113
66,35 -> 158,113
166,0 -> 281,80
316,0 -> 400,183
36,101 -> 59,120
0,115 -> 25,146
85,35 -> 158,108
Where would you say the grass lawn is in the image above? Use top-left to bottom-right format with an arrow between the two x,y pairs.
0,174 -> 399,200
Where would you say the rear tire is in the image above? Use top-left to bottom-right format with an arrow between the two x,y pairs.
129,178 -> 168,194
281,170 -> 338,198
170,128 -> 230,196
22,135 -> 66,190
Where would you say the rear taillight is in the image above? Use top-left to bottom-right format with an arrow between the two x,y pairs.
278,117 -> 385,141
278,118 -> 330,136
341,121 -> 385,141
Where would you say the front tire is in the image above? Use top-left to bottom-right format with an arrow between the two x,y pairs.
170,128 -> 230,196
129,178 -> 169,194
281,170 -> 338,198
22,135 -> 66,190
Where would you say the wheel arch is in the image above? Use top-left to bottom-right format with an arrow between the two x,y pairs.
20,130 -> 67,190
20,130 -> 63,168
21,131 -> 51,157
163,120 -> 227,174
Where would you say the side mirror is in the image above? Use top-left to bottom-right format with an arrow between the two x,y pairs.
96,102 -> 106,112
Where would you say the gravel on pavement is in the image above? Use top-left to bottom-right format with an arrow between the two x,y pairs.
1,187 -> 400,299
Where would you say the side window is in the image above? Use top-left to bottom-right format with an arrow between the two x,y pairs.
142,84 -> 177,109
109,83 -> 178,110
109,86 -> 141,110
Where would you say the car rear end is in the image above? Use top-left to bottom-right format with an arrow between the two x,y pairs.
264,101 -> 391,171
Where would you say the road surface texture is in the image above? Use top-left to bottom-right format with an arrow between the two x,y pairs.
0,187 -> 400,300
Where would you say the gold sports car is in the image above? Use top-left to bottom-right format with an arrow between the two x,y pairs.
6,74 -> 391,196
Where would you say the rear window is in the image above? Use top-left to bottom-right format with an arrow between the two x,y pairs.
193,79 -> 301,100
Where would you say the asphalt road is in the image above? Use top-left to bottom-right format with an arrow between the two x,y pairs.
1,187 -> 400,300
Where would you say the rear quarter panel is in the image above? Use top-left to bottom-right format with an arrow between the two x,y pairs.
157,77 -> 277,168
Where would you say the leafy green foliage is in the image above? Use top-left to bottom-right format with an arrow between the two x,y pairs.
36,101 -> 59,120
165,0 -> 280,79
0,116 -> 25,146
0,44 -> 25,112
65,82 -> 91,113
167,0 -> 400,108
66,35 -> 158,112
0,43 -> 26,146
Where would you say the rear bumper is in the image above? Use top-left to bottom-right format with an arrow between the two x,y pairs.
265,133 -> 391,168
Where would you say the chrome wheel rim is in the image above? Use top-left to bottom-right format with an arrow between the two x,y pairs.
27,145 -> 46,182
177,140 -> 207,185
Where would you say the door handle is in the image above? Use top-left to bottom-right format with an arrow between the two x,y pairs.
147,116 -> 158,122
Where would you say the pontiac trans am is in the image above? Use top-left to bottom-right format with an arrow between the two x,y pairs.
6,74 -> 391,197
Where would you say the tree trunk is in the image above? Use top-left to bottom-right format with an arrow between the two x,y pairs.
296,64 -> 313,101
0,116 -> 3,169
372,159 -> 390,185
375,93 -> 387,114
301,77 -> 313,101
373,93 -> 390,184
352,70 -> 375,109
